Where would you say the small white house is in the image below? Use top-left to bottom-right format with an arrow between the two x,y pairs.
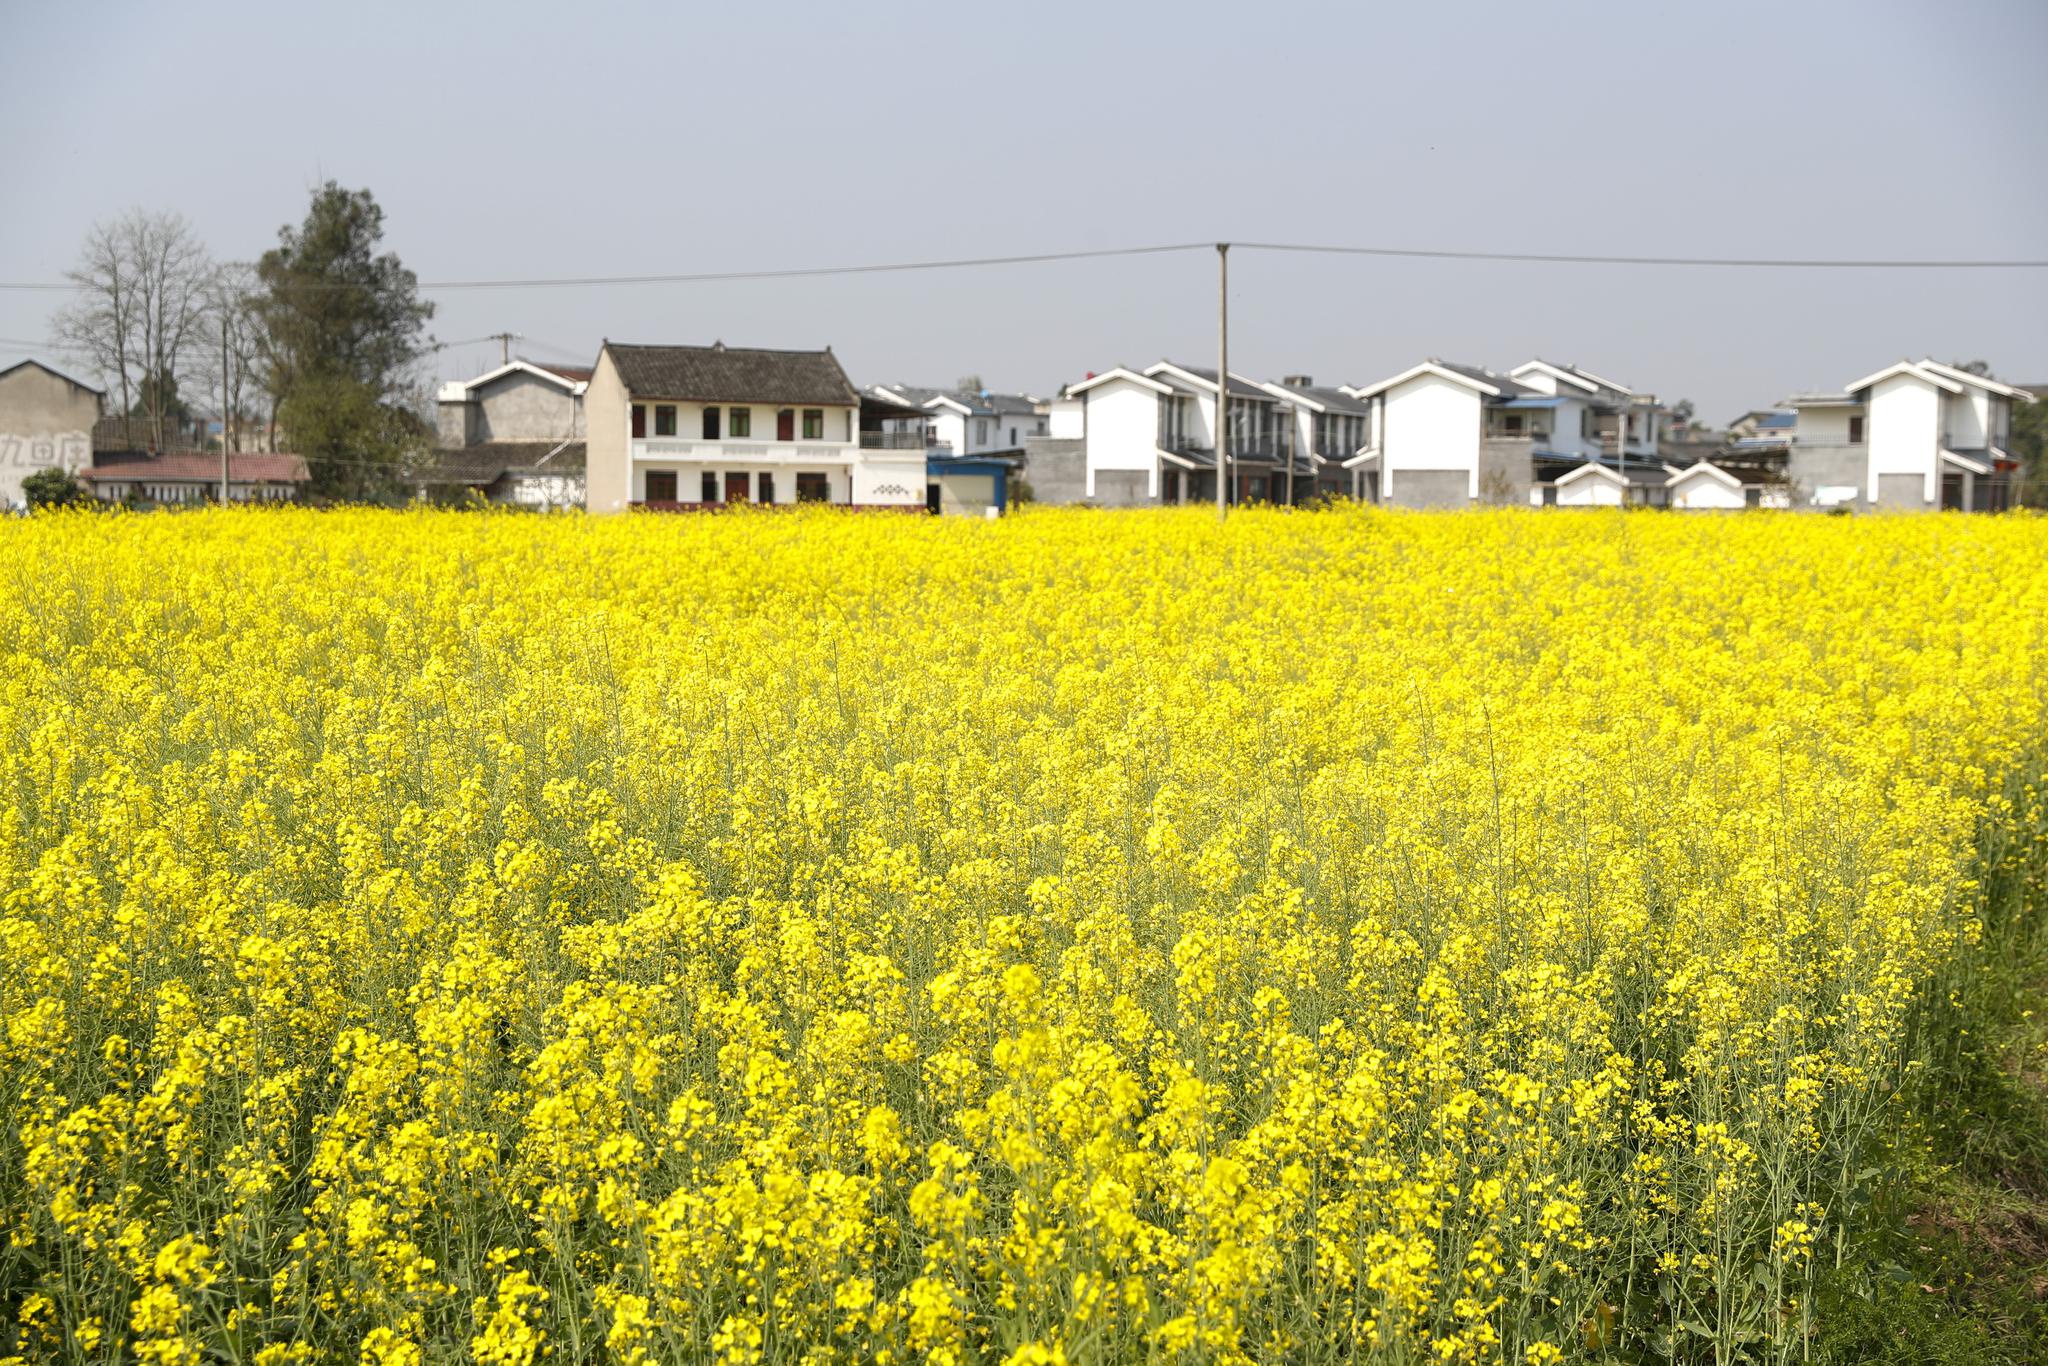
1506,360 -> 1662,461
1341,360 -> 1536,507
1540,460 -> 1671,508
1789,358 -> 2033,511
1666,461 -> 1790,511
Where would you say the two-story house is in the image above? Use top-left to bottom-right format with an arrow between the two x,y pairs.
871,384 -> 1047,456
584,341 -> 926,512
1788,358 -> 2034,511
1063,360 -> 1309,505
1258,376 -> 1373,500
1505,360 -> 1663,462
419,359 -> 588,509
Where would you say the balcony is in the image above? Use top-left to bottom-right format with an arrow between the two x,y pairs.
858,430 -> 928,450
632,436 -> 865,464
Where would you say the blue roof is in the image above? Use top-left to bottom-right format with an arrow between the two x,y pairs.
1758,412 -> 1795,429
1497,396 -> 1566,409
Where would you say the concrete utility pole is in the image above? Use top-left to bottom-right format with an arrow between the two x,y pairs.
490,332 -> 522,366
1216,243 -> 1229,519
219,315 -> 230,504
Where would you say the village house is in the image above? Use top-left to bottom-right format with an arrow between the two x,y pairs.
1257,376 -> 1372,500
1788,358 -> 2033,511
417,359 -> 588,509
583,342 -> 925,513
1061,360 -> 1312,506
79,450 -> 310,504
0,359 -> 101,507
1344,358 -> 1669,508
870,384 -> 1047,456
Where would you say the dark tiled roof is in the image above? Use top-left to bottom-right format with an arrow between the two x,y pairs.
1164,363 -> 1273,400
536,363 -> 593,383
1268,381 -> 1372,416
1433,361 -> 1538,399
82,452 -> 309,483
605,343 -> 856,405
414,442 -> 585,485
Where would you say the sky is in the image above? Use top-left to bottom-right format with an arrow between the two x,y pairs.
2,0 -> 2044,423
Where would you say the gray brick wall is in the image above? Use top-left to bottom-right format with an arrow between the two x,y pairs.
1092,470 -> 1151,506
1876,472 -> 1929,509
1788,442 -> 1867,510
1478,439 -> 1534,506
1018,437 -> 1088,505
1387,469 -> 1470,508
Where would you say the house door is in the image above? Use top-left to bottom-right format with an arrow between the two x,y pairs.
926,483 -> 942,513
777,409 -> 795,441
644,470 -> 677,503
724,471 -> 751,503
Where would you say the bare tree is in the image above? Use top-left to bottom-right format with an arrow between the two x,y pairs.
195,265 -> 274,453
51,210 -> 216,451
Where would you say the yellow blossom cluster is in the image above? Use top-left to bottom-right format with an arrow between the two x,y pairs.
3,504 -> 2047,1362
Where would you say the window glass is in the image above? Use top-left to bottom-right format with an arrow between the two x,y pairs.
802,409 -> 824,440
654,405 -> 676,437
701,471 -> 719,502
729,409 -> 752,438
703,407 -> 720,440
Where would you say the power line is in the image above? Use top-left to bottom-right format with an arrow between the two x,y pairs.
1236,242 -> 2048,270
4,237 -> 2043,296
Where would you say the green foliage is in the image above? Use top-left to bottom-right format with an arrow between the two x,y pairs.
20,466 -> 86,510
254,182 -> 434,499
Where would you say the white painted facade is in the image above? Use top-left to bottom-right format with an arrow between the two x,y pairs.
1072,371 -> 1164,499
1048,392 -> 1084,439
1792,359 -> 2035,510
1553,463 -> 1627,507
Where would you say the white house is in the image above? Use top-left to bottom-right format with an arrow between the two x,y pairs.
1505,360 -> 1663,462
869,384 -> 1047,455
583,342 -> 925,513
1663,460 -> 1792,511
1539,460 -> 1671,508
1258,376 -> 1373,500
1788,358 -> 2033,511
1340,360 -> 1535,507
1063,360 -> 1308,505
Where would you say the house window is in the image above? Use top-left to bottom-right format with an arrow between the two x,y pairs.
1008,426 -> 1017,445
703,406 -> 720,439
796,472 -> 830,502
644,469 -> 677,502
758,472 -> 776,503
802,408 -> 824,439
729,409 -> 752,438
1503,413 -> 1523,435
701,471 -> 719,502
654,405 -> 676,437
1848,415 -> 1865,443
1581,408 -> 1595,438
777,409 -> 795,441
631,404 -> 646,439
975,419 -> 989,445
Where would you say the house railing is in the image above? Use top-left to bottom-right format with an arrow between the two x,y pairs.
858,430 -> 928,450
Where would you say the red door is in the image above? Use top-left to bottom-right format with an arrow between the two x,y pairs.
777,409 -> 795,441
724,471 -> 751,503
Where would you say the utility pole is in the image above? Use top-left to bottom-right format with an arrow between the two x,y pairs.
220,315 -> 230,505
489,331 -> 522,366
1216,243 -> 1229,519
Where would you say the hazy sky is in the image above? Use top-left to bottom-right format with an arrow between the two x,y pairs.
3,0 -> 2044,422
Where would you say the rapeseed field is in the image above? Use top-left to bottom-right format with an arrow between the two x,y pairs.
3,504 -> 2047,1364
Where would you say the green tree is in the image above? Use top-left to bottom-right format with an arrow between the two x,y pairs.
21,467 -> 87,509
255,183 -> 434,499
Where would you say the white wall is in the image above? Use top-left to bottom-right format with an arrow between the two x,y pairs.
850,453 -> 925,506
1796,404 -> 1861,445
634,399 -> 858,444
1943,388 -> 1990,449
1868,373 -> 1941,503
1557,472 -> 1624,506
1049,396 -> 1083,438
1082,379 -> 1161,499
1383,374 -> 1482,501
1670,473 -> 1745,510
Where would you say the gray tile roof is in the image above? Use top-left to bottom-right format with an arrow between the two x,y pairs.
1167,363 -> 1275,400
1434,361 -> 1538,399
415,441 -> 585,485
605,343 -> 857,406
1267,381 -> 1371,416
